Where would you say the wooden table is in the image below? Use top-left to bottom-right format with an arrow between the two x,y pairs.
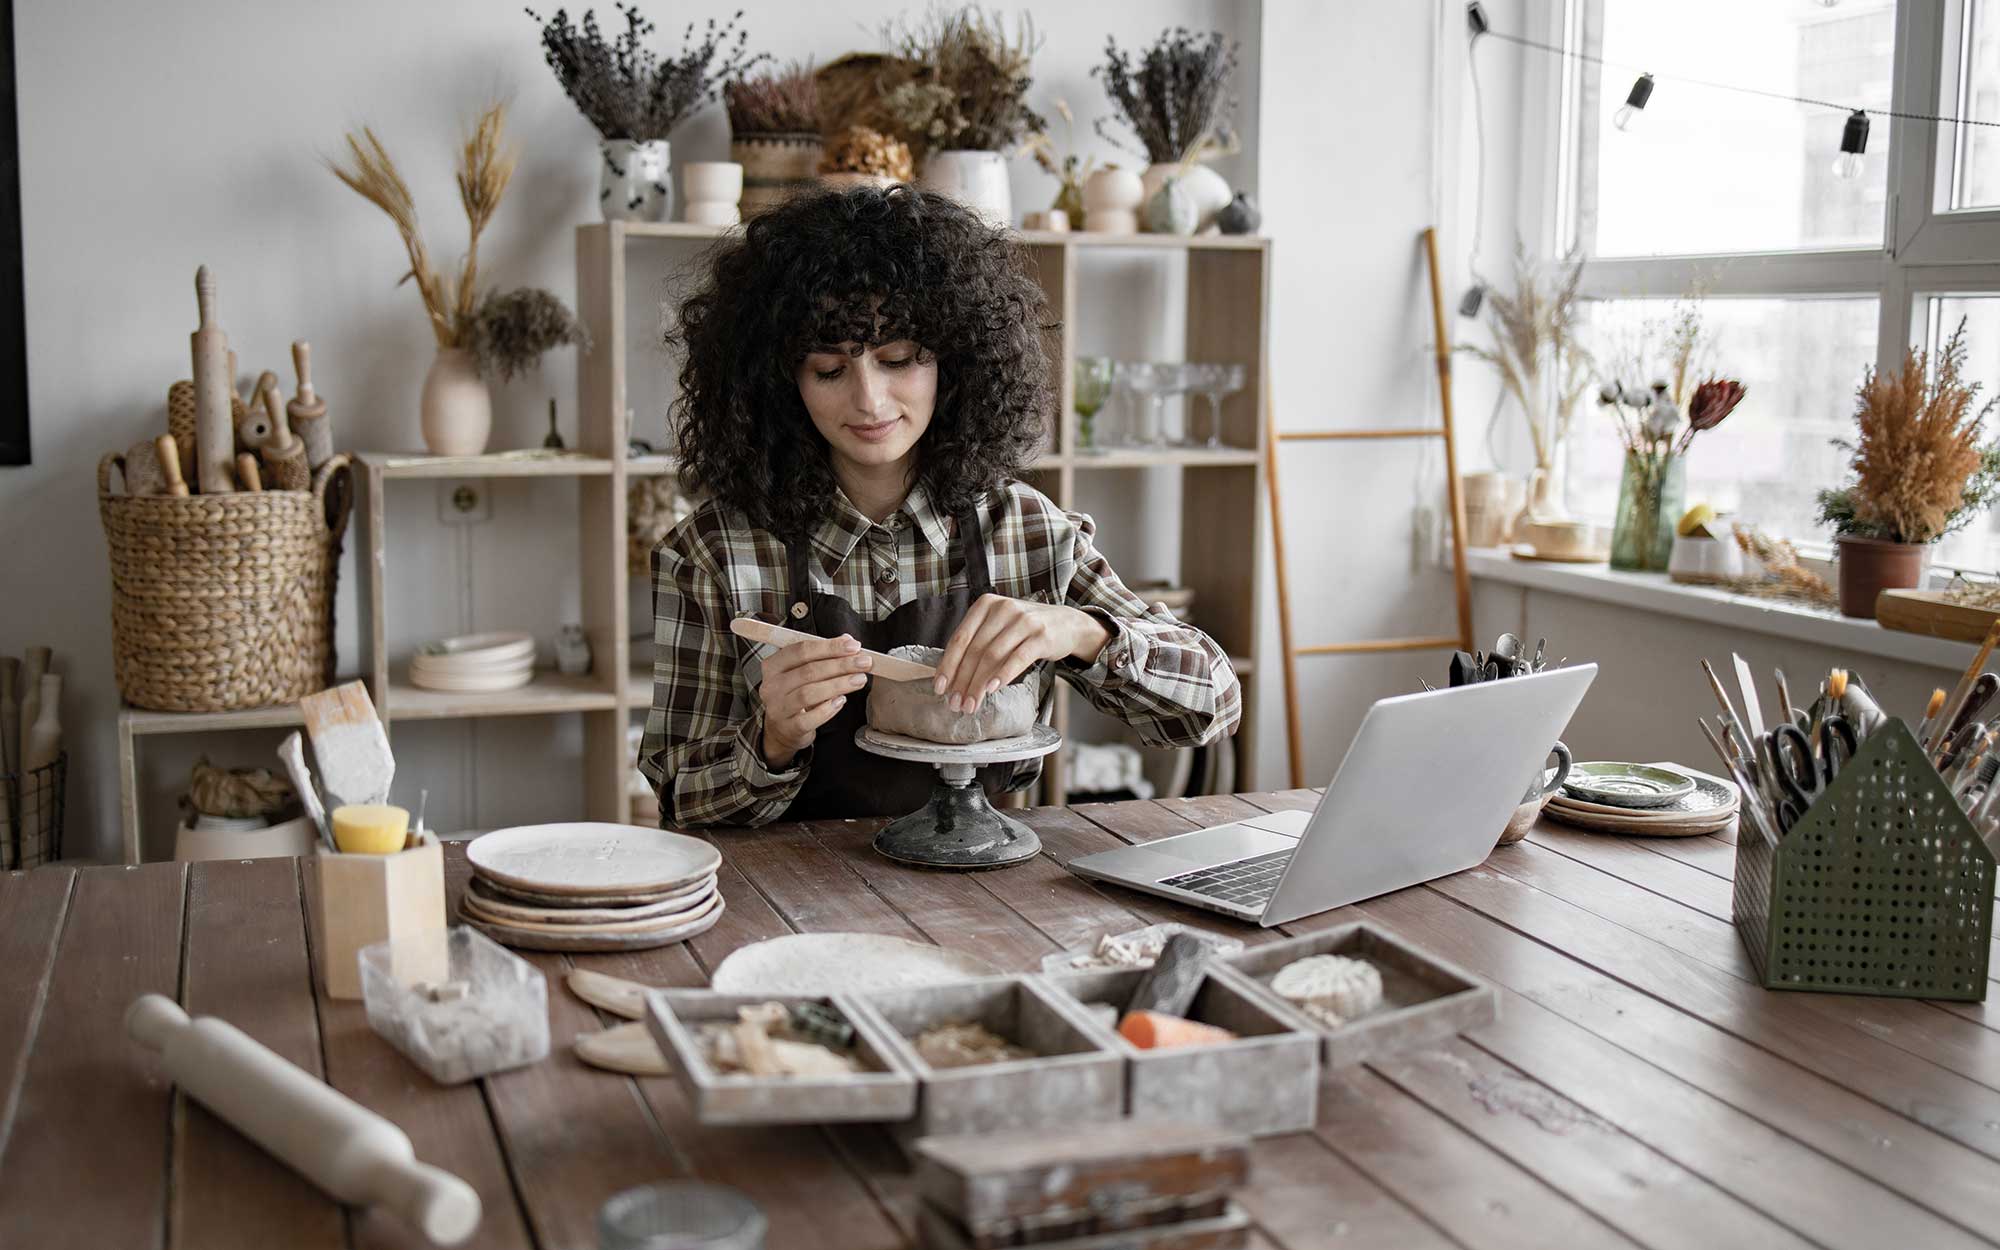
4,791 -> 1999,1250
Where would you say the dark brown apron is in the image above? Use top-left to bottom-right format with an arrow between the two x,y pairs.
778,505 -> 1014,820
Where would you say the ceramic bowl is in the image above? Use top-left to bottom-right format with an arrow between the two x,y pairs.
1561,762 -> 1698,809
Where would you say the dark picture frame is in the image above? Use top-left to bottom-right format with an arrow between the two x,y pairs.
0,0 -> 26,466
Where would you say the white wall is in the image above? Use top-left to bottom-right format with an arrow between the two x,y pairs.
2,0 -> 1262,860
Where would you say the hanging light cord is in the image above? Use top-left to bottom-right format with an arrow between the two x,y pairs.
1466,22 -> 1489,278
1479,25 -> 2000,129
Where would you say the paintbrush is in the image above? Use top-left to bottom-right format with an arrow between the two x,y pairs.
1916,687 -> 1949,747
298,681 -> 394,810
1929,620 -> 2000,751
1699,719 -> 1779,846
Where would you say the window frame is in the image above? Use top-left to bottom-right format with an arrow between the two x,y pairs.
1523,0 -> 2000,572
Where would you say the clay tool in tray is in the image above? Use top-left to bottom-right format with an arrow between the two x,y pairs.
729,617 -> 937,681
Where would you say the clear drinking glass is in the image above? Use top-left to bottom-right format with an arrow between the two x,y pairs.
1116,362 -> 1172,448
1073,356 -> 1114,455
598,1183 -> 767,1250
1192,363 -> 1246,450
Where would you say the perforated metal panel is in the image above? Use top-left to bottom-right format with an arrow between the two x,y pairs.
1733,719 -> 1994,1002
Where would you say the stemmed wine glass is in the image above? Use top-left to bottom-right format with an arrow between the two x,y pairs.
1073,356 -> 1113,455
1116,362 -> 1173,448
1190,363 -> 1246,450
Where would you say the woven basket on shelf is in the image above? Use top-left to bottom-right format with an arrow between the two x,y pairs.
98,452 -> 352,713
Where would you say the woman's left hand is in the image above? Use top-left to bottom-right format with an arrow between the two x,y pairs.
933,593 -> 1111,712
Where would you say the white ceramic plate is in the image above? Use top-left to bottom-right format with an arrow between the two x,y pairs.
475,871 -> 716,909
461,886 -> 721,935
466,895 -> 725,952
709,932 -> 1000,994
416,631 -> 536,665
412,653 -> 536,677
467,822 -> 722,895
462,874 -> 717,926
406,665 -> 536,693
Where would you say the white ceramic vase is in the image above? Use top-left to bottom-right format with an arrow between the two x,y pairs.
920,150 -> 1011,228
601,138 -> 671,223
1140,161 -> 1231,232
1082,166 -> 1144,234
420,347 -> 492,457
680,161 -> 743,228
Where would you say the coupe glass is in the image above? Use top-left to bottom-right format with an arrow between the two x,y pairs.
1116,362 -> 1173,448
1073,356 -> 1114,455
1191,363 -> 1246,449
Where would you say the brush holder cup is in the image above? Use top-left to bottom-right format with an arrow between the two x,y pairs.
1731,718 -> 1994,1001
312,831 -> 446,999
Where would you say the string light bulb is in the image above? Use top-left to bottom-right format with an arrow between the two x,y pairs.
1833,109 -> 1870,180
1612,73 -> 1654,131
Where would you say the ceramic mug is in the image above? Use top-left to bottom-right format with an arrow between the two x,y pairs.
1498,742 -> 1572,846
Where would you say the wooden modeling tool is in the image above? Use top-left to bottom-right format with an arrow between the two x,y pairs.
190,267 -> 235,494
126,995 -> 481,1244
276,730 -> 334,852
298,681 -> 394,810
166,380 -> 199,487
1931,620 -> 2000,750
257,384 -> 310,490
288,341 -> 334,469
235,452 -> 263,492
1731,653 -> 1767,738
155,436 -> 189,496
729,617 -> 938,681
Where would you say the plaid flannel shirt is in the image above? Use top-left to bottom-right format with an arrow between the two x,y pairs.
638,479 -> 1241,828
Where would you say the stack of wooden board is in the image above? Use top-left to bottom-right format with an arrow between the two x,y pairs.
461,822 -> 723,951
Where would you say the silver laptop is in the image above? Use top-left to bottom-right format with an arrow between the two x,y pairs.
1070,665 -> 1597,925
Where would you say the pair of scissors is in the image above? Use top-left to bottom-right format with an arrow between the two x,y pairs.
1767,716 -> 1859,830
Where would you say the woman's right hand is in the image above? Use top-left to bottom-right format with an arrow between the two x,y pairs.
758,633 -> 872,769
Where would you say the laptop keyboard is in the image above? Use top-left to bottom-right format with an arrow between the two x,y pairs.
1158,850 -> 1295,908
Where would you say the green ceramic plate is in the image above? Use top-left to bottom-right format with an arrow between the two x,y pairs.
1561,762 -> 1698,809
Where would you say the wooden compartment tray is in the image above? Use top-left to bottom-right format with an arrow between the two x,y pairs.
643,990 -> 918,1124
1039,968 -> 1318,1136
851,975 -> 1125,1139
1216,923 -> 1498,1068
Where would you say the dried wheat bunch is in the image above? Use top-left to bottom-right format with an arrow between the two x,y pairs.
1458,243 -> 1588,471
1730,526 -> 1837,609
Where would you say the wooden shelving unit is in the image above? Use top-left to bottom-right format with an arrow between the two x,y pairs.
111,220 -> 1271,862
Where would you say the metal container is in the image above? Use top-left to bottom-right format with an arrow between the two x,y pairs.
1040,968 -> 1319,1136
1217,924 -> 1498,1069
850,975 -> 1124,1139
644,990 -> 918,1125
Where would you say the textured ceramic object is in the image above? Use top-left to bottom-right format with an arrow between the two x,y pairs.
1081,166 -> 1143,234
866,646 -> 1036,744
1216,191 -> 1261,235
920,150 -> 1011,229
418,348 -> 491,457
1141,161 -> 1230,230
1144,178 -> 1197,236
733,133 -> 821,214
1561,762 -> 1697,809
600,138 -> 671,223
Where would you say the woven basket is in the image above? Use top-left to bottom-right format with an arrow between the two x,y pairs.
98,452 -> 353,713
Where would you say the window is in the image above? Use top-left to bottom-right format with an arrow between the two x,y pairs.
1527,0 -> 2000,572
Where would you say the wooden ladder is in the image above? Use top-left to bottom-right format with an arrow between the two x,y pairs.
1263,226 -> 1475,787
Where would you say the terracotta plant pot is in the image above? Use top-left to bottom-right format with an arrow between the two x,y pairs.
1836,535 -> 1926,618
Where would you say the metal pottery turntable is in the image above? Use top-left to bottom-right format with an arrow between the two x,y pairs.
854,724 -> 1062,869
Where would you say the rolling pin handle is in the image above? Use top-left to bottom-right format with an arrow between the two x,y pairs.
195,266 -> 216,329
125,992 -> 188,1050
360,1157 -> 483,1246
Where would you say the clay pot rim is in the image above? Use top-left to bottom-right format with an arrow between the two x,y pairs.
1834,533 -> 1931,551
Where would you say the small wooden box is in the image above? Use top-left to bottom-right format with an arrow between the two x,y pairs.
1217,924 -> 1498,1069
311,831 -> 445,1000
851,975 -> 1124,1138
1041,969 -> 1319,1136
643,990 -> 919,1124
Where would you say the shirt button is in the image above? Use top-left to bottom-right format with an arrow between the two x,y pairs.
877,567 -> 898,585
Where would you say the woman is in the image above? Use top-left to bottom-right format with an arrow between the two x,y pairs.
639,186 -> 1240,827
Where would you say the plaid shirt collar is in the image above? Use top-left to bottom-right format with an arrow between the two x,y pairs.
809,482 -> 955,575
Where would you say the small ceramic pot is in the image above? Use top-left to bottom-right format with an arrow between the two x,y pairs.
682,202 -> 741,227
920,149 -> 1011,228
680,160 -> 743,206
1836,535 -> 1926,618
733,133 -> 821,214
1022,209 -> 1070,232
1145,178 -> 1198,236
420,347 -> 492,457
1140,161 -> 1230,230
1668,532 -> 1745,585
1498,743 -> 1572,846
1216,191 -> 1261,235
600,138 -> 671,223
1082,167 -> 1144,234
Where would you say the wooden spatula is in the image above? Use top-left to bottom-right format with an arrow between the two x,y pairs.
729,617 -> 937,682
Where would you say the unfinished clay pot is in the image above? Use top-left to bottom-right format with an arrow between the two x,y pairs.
866,646 -> 1037,744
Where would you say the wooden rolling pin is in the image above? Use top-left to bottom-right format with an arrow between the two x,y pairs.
236,452 -> 263,492
166,380 -> 198,487
155,435 -> 189,496
289,341 -> 334,469
190,267 -> 235,494
125,995 -> 481,1245
729,616 -> 937,681
257,383 -> 310,490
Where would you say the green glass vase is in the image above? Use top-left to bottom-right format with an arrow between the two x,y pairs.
1609,451 -> 1686,572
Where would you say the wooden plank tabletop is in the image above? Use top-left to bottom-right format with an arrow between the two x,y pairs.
2,794 -> 1997,1250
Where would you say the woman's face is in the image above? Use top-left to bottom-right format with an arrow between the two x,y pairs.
796,340 -> 936,473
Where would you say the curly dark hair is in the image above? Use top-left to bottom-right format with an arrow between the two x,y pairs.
667,185 -> 1055,544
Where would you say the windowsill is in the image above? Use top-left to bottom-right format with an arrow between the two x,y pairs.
1466,548 -> 1977,670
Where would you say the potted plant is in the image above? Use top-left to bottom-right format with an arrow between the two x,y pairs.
1816,322 -> 2000,617
529,5 -> 764,222
329,107 -> 587,456
1092,27 -> 1238,232
1024,99 -> 1093,230
724,60 -> 820,215
1458,245 -> 1593,549
818,125 -> 915,190
1599,373 -> 1744,571
879,4 -> 1046,228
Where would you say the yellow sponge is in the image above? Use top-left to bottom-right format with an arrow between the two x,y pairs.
331,804 -> 410,855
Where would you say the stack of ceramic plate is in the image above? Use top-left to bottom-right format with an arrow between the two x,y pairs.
1546,762 -> 1740,836
462,822 -> 724,951
409,632 -> 536,693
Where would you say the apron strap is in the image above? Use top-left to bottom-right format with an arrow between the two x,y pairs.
957,503 -> 993,599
